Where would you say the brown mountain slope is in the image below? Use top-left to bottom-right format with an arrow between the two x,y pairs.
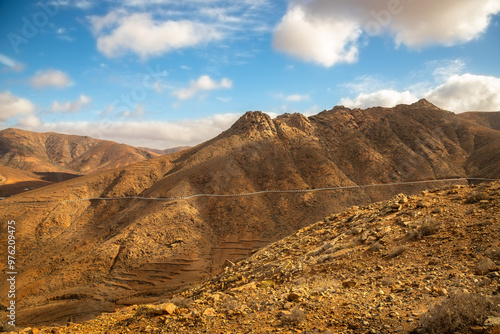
0,165 -> 52,197
460,111 -> 500,131
1,100 -> 499,326
0,165 -> 80,197
8,181 -> 500,334
0,128 -> 159,174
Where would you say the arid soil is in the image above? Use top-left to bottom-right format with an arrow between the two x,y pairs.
5,181 -> 499,333
1,100 -> 499,327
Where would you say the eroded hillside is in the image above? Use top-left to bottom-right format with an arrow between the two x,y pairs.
7,181 -> 499,333
1,100 -> 499,326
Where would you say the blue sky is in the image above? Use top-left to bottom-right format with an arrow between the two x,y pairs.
1,0 -> 500,149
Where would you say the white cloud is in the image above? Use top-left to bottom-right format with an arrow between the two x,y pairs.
273,0 -> 500,67
340,90 -> 418,109
17,114 -> 42,128
89,11 -> 222,58
274,93 -> 310,102
30,113 -> 243,148
49,95 -> 92,113
56,27 -> 75,42
340,73 -> 500,112
0,54 -> 24,72
173,75 -> 232,100
0,91 -> 36,121
121,104 -> 145,118
388,0 -> 500,48
431,59 -> 466,82
30,69 -> 72,89
425,73 -> 500,112
273,5 -> 360,67
54,0 -> 93,9
285,94 -> 310,102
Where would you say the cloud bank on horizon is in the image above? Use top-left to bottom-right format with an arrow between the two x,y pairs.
0,0 -> 499,148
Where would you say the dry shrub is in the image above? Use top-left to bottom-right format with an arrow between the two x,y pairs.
368,241 -> 383,252
419,291 -> 500,334
134,305 -> 155,317
221,297 -> 241,312
282,307 -> 306,324
418,216 -> 440,237
169,296 -> 192,309
385,245 -> 408,259
465,191 -> 490,204
406,229 -> 421,241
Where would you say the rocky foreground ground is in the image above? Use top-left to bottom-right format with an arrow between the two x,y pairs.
4,181 -> 500,334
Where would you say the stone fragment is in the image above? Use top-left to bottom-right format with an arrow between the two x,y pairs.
154,303 -> 177,315
485,317 -> 500,326
231,282 -> 257,292
260,280 -> 276,289
389,311 -> 399,318
202,307 -> 217,317
342,280 -> 357,288
470,326 -> 485,334
287,293 -> 300,302
390,203 -> 401,211
476,258 -> 497,275
278,310 -> 292,318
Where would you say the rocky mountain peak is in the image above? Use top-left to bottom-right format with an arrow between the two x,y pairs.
228,111 -> 277,138
409,99 -> 442,110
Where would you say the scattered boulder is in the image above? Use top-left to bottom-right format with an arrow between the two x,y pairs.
154,303 -> 177,315
202,307 -> 217,317
476,258 -> 498,275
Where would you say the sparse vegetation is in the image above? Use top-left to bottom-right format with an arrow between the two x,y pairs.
282,307 -> 306,324
407,216 -> 441,240
385,245 -> 408,258
418,215 -> 440,237
169,296 -> 192,309
465,191 -> 490,204
221,297 -> 241,313
419,292 -> 500,334
406,228 -> 421,241
368,241 -> 383,252
0,320 -> 14,332
134,305 -> 155,317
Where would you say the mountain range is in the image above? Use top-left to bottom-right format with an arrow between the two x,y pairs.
0,100 -> 499,326
0,129 -> 192,197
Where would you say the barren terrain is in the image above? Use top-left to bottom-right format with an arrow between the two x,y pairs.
5,181 -> 500,333
1,100 -> 499,328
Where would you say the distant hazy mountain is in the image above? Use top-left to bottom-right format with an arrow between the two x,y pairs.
141,146 -> 191,155
0,128 -> 159,174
